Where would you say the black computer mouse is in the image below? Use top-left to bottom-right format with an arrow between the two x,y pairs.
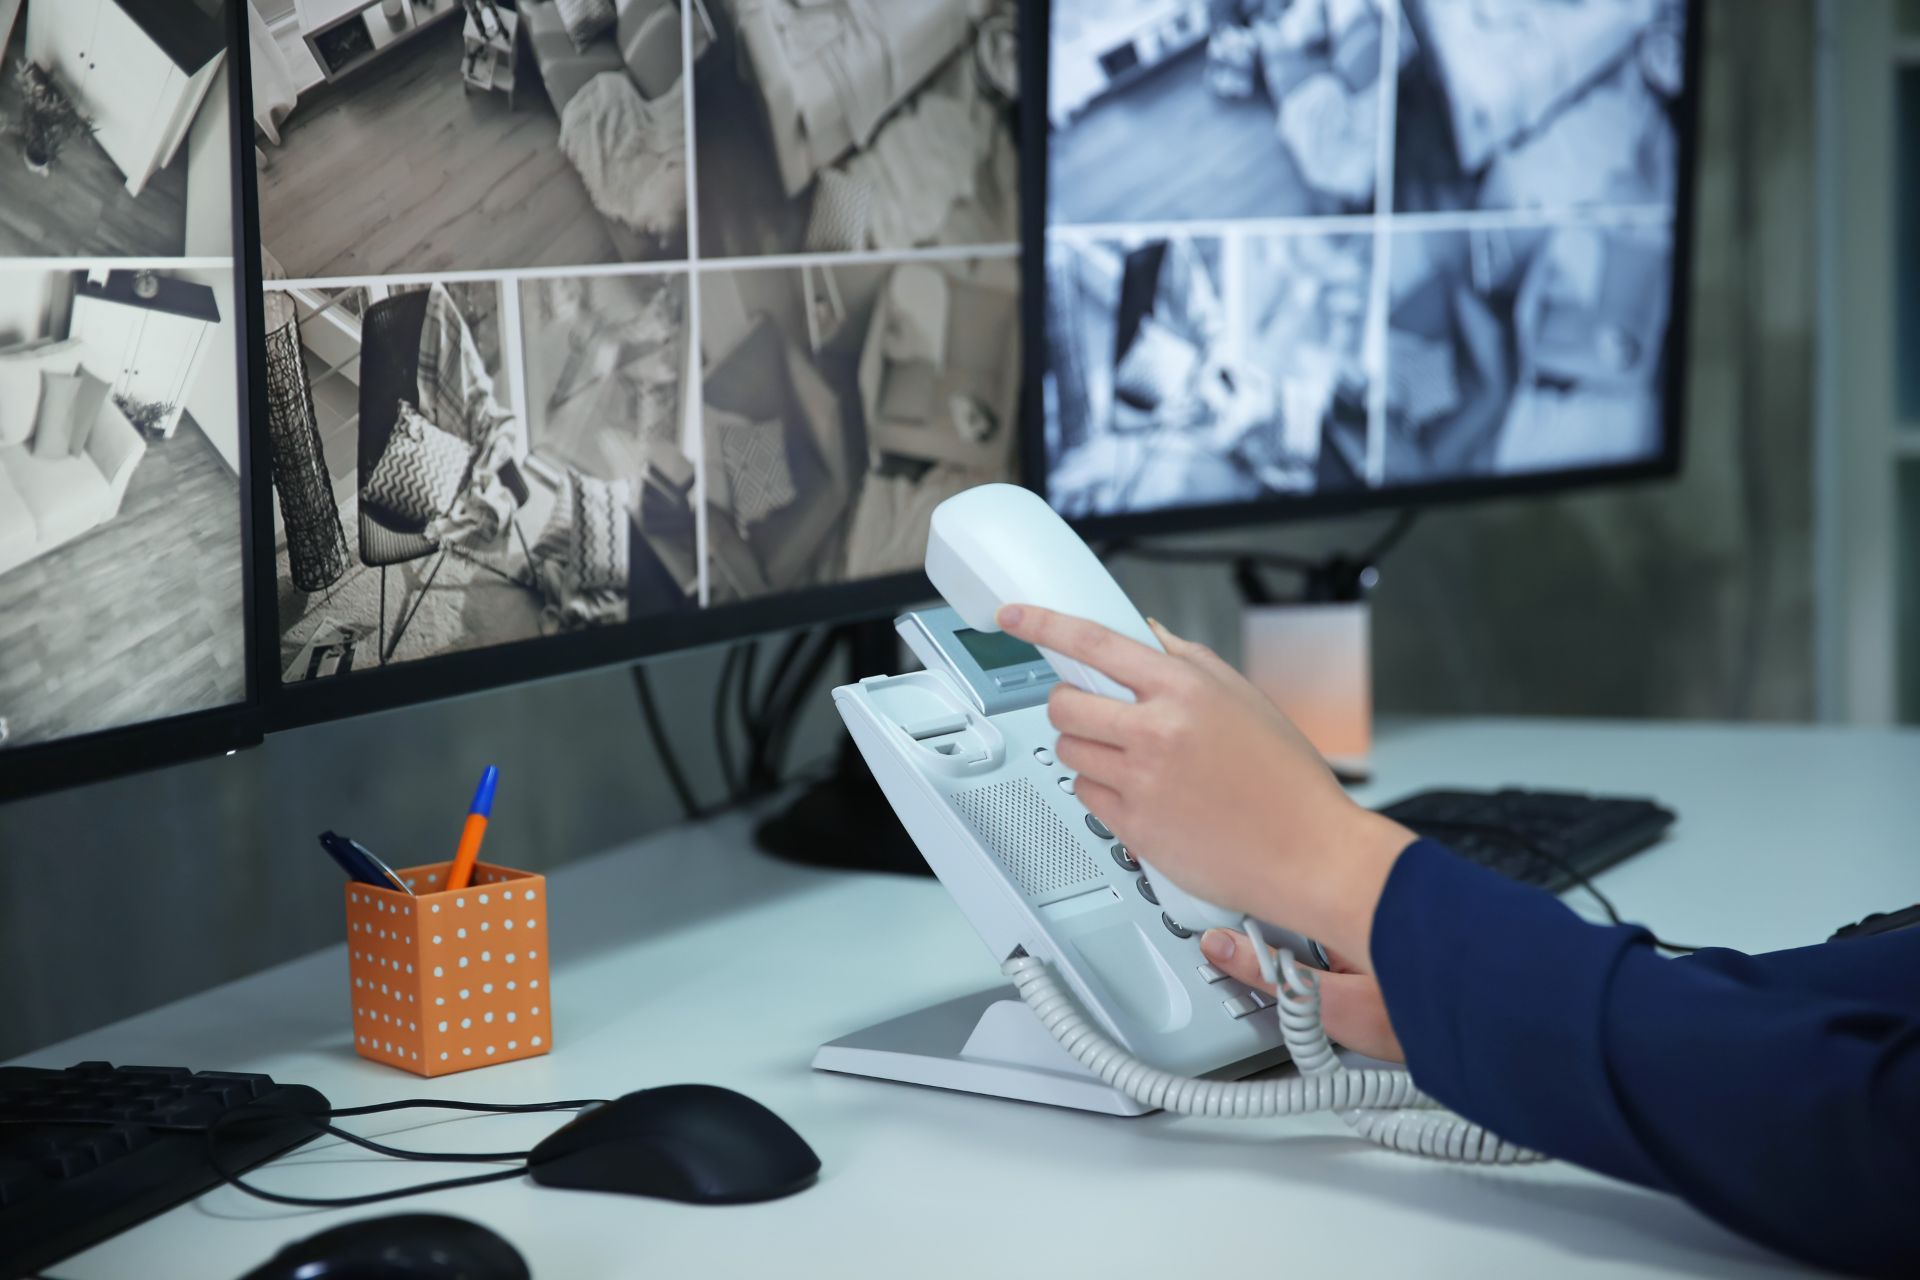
236,1214 -> 528,1280
528,1085 -> 820,1204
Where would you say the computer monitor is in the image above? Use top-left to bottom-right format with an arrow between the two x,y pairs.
251,0 -> 1026,732
0,0 -> 260,798
1030,0 -> 1700,535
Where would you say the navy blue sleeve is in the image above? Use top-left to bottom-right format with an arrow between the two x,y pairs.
1370,839 -> 1920,1277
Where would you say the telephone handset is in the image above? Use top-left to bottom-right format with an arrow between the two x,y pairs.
832,484 -> 1533,1161
925,483 -> 1250,940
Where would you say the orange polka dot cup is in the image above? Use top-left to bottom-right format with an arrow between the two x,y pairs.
344,860 -> 553,1077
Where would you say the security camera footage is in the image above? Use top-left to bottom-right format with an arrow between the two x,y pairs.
1041,0 -> 1689,519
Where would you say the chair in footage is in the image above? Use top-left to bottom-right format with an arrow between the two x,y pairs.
356,290 -> 474,666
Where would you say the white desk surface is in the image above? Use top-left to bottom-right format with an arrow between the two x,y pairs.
18,717 -> 1920,1279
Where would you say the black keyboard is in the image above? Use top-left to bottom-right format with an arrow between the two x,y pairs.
0,1061 -> 329,1279
1378,788 -> 1676,893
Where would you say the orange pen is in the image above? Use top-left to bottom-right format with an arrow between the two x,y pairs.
445,766 -> 499,891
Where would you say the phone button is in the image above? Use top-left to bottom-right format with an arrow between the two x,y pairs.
1247,990 -> 1275,1010
1161,912 -> 1194,940
1223,995 -> 1262,1019
994,672 -> 1032,689
1135,874 -> 1158,906
1112,845 -> 1140,873
1197,964 -> 1227,983
1057,776 -> 1076,795
1032,747 -> 1056,767
1085,813 -> 1114,840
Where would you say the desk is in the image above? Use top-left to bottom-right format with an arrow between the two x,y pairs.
16,718 -> 1920,1279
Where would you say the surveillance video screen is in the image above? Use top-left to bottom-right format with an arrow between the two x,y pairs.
0,0 -> 247,752
1040,0 -> 1690,519
256,0 -> 1026,687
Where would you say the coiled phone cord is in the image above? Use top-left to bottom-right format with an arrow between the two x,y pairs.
1001,945 -> 1540,1164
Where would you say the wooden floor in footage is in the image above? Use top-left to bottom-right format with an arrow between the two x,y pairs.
1048,46 -> 1350,225
0,419 -> 244,748
258,20 -> 623,278
0,31 -> 190,258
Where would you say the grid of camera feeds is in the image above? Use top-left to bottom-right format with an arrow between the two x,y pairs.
0,0 -> 246,751
1042,0 -> 1688,519
258,0 -> 1023,683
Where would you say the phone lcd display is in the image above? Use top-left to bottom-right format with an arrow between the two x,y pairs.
955,629 -> 1043,672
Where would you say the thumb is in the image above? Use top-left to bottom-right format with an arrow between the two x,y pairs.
1201,929 -> 1405,1063
1148,617 -> 1240,682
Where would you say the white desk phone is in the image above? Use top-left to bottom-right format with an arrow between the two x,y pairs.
818,484 -> 1534,1163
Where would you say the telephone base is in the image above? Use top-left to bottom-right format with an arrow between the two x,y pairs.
813,986 -> 1155,1115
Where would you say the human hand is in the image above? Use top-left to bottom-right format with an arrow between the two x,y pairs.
996,604 -> 1414,969
1200,929 -> 1404,1063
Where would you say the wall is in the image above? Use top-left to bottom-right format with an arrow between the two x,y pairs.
0,271 -> 56,347
0,0 -> 23,66
175,265 -> 243,471
183,65 -> 235,259
0,646 -> 760,1056
0,0 -> 1819,1061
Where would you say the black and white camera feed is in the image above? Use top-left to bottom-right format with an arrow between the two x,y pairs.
1044,232 -> 1374,518
0,0 -> 235,259
1047,0 -> 1385,225
1383,223 -> 1672,484
0,266 -> 245,750
1394,0 -> 1687,213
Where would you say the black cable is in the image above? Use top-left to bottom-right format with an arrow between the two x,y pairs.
746,632 -> 812,791
1359,509 -> 1420,565
632,663 -> 705,822
1406,818 -> 1699,953
737,639 -> 761,785
206,1097 -> 607,1210
713,645 -> 744,802
761,627 -> 850,785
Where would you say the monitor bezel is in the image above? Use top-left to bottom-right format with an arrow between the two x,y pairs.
1018,0 -> 1706,544
2,0 -> 266,804
259,571 -> 935,734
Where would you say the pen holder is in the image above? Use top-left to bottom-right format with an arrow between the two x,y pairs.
344,860 -> 553,1077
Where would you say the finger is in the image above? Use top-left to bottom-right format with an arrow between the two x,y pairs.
1320,944 -> 1366,976
1074,777 -> 1126,831
1046,683 -> 1142,747
997,604 -> 1177,696
1147,617 -> 1241,685
1198,929 -> 1276,994
1054,734 -> 1125,785
1200,931 -> 1402,1059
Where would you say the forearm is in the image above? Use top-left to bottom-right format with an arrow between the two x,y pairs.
1371,841 -> 1920,1277
1250,809 -> 1412,972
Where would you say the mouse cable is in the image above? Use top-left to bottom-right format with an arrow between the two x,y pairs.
1394,819 -> 1701,953
206,1096 -> 607,1210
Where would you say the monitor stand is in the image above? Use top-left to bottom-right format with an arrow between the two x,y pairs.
754,619 -> 934,877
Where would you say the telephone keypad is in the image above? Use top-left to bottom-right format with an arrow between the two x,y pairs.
1112,845 -> 1141,873
1085,813 -> 1114,840
1223,994 -> 1261,1019
1136,875 -> 1159,906
1161,912 -> 1194,940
